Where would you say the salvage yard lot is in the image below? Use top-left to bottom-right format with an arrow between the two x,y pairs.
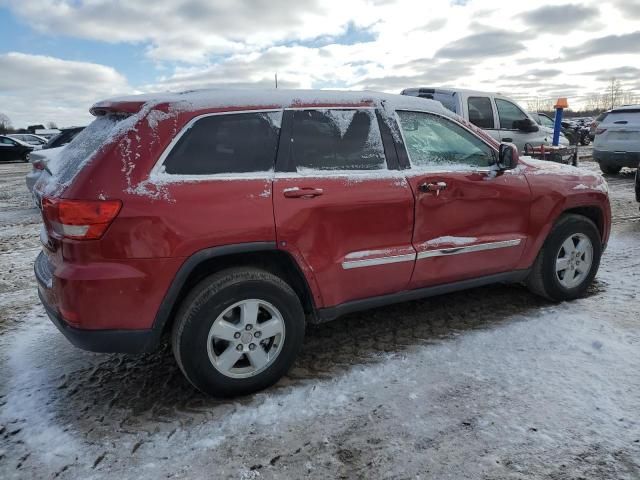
1,156 -> 639,479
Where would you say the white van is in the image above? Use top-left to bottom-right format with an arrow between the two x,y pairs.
401,87 -> 569,153
593,105 -> 640,174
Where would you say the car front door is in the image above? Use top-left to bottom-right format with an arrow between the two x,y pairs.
0,137 -> 21,161
273,108 -> 416,308
495,98 -> 548,150
395,110 -> 532,289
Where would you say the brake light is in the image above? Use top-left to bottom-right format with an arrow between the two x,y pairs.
42,198 -> 122,240
595,128 -> 607,135
33,160 -> 46,171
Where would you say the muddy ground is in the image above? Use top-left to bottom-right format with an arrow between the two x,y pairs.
1,153 -> 639,479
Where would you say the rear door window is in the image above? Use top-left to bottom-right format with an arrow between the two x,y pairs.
467,97 -> 495,129
397,111 -> 495,169
290,109 -> 386,171
495,99 -> 529,130
163,111 -> 282,175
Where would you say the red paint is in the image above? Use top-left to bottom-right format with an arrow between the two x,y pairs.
35,95 -> 612,338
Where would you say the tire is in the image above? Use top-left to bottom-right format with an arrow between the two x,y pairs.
172,267 -> 305,397
600,164 -> 622,175
580,135 -> 590,146
527,214 -> 602,301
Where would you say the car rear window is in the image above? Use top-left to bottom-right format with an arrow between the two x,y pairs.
291,109 -> 386,171
55,114 -> 126,185
601,110 -> 640,125
162,112 -> 281,175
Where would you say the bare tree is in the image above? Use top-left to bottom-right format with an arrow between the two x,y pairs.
0,113 -> 12,134
607,78 -> 623,110
526,97 -> 554,113
46,121 -> 58,129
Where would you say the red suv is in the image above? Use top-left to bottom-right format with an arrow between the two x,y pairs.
34,90 -> 611,396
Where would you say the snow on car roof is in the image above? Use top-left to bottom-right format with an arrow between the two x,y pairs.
92,88 -> 452,116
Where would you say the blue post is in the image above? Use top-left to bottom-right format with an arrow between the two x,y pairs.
552,97 -> 568,146
552,107 -> 563,146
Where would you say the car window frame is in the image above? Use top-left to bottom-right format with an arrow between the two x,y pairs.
394,109 -> 498,173
495,98 -> 530,131
150,108 -> 283,181
275,106 -> 398,175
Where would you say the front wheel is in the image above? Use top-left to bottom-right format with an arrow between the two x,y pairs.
527,214 -> 602,301
172,267 -> 305,397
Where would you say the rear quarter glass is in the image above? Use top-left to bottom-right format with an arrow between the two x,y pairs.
50,114 -> 127,188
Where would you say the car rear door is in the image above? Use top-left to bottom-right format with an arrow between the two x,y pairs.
394,110 -> 531,289
273,107 -> 416,308
464,95 -> 501,144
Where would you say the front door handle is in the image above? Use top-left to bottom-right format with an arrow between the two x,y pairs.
418,181 -> 447,194
283,187 -> 324,198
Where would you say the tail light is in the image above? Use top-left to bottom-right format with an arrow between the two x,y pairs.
42,198 -> 122,240
33,159 -> 46,171
595,128 -> 607,135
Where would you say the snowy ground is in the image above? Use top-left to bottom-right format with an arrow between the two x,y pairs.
1,156 -> 639,479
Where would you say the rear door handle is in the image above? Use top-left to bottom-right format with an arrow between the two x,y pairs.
283,187 -> 324,198
418,182 -> 447,194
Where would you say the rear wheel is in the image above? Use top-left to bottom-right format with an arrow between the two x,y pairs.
172,267 -> 305,397
600,164 -> 622,175
527,214 -> 602,301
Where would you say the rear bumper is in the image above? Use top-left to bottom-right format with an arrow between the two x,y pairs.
34,250 -> 170,353
38,288 -> 155,353
593,150 -> 640,168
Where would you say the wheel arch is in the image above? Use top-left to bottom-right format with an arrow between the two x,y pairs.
150,242 -> 317,346
521,202 -> 609,270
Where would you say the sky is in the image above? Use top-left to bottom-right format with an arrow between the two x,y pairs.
0,0 -> 639,127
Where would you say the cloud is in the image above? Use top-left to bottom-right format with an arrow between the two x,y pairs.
436,29 -> 532,59
520,4 -> 599,33
580,66 -> 640,82
612,0 -> 640,18
411,18 -> 447,32
0,53 -> 131,127
5,0 -> 379,63
504,68 -> 563,81
354,60 -> 473,91
561,31 -> 640,60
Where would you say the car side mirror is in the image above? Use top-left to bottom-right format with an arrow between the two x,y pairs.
514,118 -> 539,133
498,143 -> 519,170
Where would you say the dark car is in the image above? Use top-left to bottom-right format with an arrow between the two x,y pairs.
0,135 -> 33,162
43,127 -> 85,149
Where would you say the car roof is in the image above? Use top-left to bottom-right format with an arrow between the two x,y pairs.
91,88 -> 453,118
610,104 -> 640,113
402,86 -> 511,97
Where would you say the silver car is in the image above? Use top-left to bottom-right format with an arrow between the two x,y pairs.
593,105 -> 640,174
401,87 -> 569,152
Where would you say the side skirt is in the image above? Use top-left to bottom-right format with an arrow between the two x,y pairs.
314,269 -> 531,323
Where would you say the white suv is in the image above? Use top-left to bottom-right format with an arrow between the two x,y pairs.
401,87 -> 569,153
593,105 -> 640,174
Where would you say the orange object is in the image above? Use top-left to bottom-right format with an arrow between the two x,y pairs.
554,97 -> 569,109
